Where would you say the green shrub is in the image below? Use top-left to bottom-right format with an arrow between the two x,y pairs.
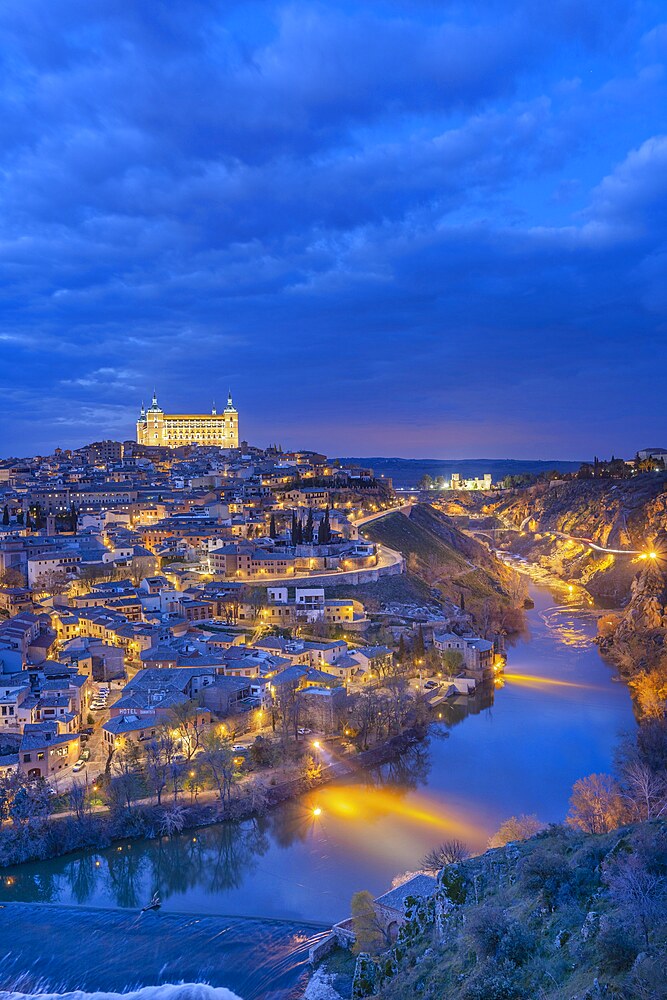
461,960 -> 523,1000
596,920 -> 639,974
495,921 -> 535,968
466,906 -> 507,959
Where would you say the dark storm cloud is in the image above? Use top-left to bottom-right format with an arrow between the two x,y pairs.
0,0 -> 665,458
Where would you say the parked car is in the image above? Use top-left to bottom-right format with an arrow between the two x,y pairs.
72,760 -> 85,773
424,681 -> 439,689
232,744 -> 247,753
297,727 -> 312,736
80,726 -> 94,735
81,748 -> 90,761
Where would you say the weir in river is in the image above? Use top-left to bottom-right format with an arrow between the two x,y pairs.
0,583 -> 636,999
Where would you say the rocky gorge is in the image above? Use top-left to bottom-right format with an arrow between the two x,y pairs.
435,475 -> 667,714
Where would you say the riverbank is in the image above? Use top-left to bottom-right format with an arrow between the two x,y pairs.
0,579 -> 635,1000
350,818 -> 667,1000
471,519 -> 663,716
0,726 -> 427,870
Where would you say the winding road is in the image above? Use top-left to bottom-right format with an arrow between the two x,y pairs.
476,515 -> 647,558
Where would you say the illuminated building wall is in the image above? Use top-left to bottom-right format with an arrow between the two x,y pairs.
136,391 -> 238,448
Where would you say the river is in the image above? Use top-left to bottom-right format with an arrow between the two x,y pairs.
0,584 -> 635,999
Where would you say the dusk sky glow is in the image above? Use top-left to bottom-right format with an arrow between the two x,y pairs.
1,0 -> 666,458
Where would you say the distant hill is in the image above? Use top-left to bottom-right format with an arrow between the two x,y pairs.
338,457 -> 582,489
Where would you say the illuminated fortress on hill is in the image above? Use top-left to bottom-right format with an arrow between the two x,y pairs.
136,391 -> 239,448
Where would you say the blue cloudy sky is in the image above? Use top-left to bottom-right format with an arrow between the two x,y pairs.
0,0 -> 666,459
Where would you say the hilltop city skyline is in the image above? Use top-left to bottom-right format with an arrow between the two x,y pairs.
0,1 -> 666,457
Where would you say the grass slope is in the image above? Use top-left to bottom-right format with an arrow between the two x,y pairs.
362,505 -> 513,615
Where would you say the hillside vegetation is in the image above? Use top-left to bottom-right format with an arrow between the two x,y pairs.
362,504 -> 524,625
368,820 -> 667,1000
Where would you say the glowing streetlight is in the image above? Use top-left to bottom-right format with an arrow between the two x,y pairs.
312,740 -> 321,750
649,551 -> 657,559
312,806 -> 322,817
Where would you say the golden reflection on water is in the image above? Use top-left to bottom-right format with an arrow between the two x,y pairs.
308,785 -> 490,859
296,598 -> 612,870
539,603 -> 598,649
502,672 -> 598,692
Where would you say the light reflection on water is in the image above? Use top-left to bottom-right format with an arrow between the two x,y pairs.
539,601 -> 601,649
0,583 -> 635,995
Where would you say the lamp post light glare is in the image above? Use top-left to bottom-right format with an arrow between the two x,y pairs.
312,806 -> 322,817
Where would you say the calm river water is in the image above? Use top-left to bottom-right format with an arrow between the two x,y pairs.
0,584 -> 635,999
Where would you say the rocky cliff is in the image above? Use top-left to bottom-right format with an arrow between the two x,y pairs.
439,475 -> 667,698
492,473 -> 667,543
486,475 -> 667,605
596,560 -> 667,677
351,820 -> 667,1000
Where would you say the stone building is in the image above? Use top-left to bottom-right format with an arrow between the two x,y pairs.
136,391 -> 238,449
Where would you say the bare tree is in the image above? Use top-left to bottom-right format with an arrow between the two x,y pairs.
505,570 -> 527,607
348,687 -> 380,749
383,676 -> 413,734
8,777 -> 53,829
619,758 -> 667,821
145,731 -> 177,805
199,732 -> 239,809
110,738 -> 143,811
275,679 -> 301,744
421,839 -> 471,873
566,773 -> 628,834
489,813 -> 544,848
36,569 -> 70,595
605,854 -> 666,950
169,701 -> 206,760
350,890 -> 390,955
68,781 -> 90,823
0,567 -> 26,587
301,754 -> 323,787
247,777 -> 270,814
